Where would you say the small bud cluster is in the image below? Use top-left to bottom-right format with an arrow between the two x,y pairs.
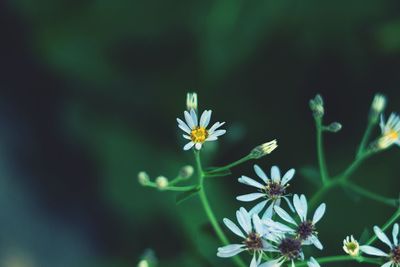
309,94 -> 324,119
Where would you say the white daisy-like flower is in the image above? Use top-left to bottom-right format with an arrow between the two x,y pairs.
236,165 -> 295,219
177,109 -> 226,150
307,257 -> 320,267
359,224 -> 400,267
269,194 -> 326,250
217,207 -> 274,267
257,234 -> 305,267
377,113 -> 400,150
343,235 -> 360,256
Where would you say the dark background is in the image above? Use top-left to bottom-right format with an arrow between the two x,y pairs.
1,0 -> 400,266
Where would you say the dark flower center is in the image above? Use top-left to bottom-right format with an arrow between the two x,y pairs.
391,246 -> 400,263
297,220 -> 315,240
278,237 -> 302,260
264,181 -> 287,199
244,232 -> 263,252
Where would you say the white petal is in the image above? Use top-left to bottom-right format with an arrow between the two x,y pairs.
250,254 -> 258,267
271,166 -> 281,182
293,194 -> 306,221
184,111 -> 195,129
374,226 -> 393,249
253,214 -> 264,235
205,136 -> 218,141
381,261 -> 393,267
380,114 -> 386,132
177,118 -> 191,133
310,235 -> 323,250
254,164 -> 268,182
249,200 -> 268,215
283,196 -> 295,212
274,206 -> 297,225
209,129 -> 226,137
393,223 -> 399,246
258,259 -> 284,267
359,245 -> 388,257
300,195 -> 308,220
237,208 -> 251,234
217,244 -> 245,257
237,193 -> 265,202
223,218 -> 245,238
238,176 -> 264,189
183,134 -> 191,140
262,202 -> 274,219
281,169 -> 295,185
190,109 -> 198,126
209,121 -> 225,134
195,142 -> 202,150
312,203 -> 326,224
183,142 -> 195,150
200,110 -> 212,127
263,218 -> 295,233
307,257 -> 320,267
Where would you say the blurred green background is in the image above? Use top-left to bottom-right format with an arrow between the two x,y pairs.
1,0 -> 400,266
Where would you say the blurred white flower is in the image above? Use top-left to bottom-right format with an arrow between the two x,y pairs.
343,235 -> 360,256
377,113 -> 400,150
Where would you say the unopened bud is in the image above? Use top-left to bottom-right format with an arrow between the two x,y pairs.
326,122 -> 342,133
138,171 -> 150,185
138,260 -> 149,267
155,176 -> 169,189
370,93 -> 386,122
250,139 -> 278,159
186,92 -> 198,111
309,94 -> 324,118
179,165 -> 194,179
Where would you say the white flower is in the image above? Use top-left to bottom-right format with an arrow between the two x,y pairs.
343,235 -> 360,256
236,165 -> 295,219
258,235 -> 305,267
217,207 -> 274,267
177,109 -> 226,150
270,194 -> 326,250
377,113 -> 400,150
307,257 -> 320,267
360,223 -> 400,267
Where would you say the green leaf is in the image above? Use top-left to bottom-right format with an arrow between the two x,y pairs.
299,166 -> 322,187
176,187 -> 200,205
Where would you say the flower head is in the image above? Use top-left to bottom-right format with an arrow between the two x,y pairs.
271,194 -> 326,250
360,224 -> 400,267
236,165 -> 295,219
217,207 -> 274,267
179,165 -> 194,179
155,176 -> 168,189
177,109 -> 226,150
309,94 -> 324,119
138,171 -> 150,185
343,235 -> 360,256
376,113 -> 400,150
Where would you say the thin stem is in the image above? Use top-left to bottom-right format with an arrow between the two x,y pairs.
366,208 -> 400,246
316,118 -> 329,184
207,154 -> 252,174
194,151 -> 246,267
146,183 -> 198,192
343,180 -> 398,207
294,255 -> 381,266
357,121 -> 374,158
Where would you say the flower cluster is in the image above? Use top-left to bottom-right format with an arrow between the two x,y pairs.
218,191 -> 326,266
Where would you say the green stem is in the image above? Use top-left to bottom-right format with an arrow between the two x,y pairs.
207,154 -> 252,174
357,121 -> 374,158
294,255 -> 381,266
343,180 -> 398,207
366,208 -> 400,246
146,183 -> 197,192
194,151 -> 246,267
316,118 -> 329,184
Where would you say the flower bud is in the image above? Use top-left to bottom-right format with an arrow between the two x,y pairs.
309,94 -> 324,119
138,171 -> 150,185
155,176 -> 169,189
179,165 -> 194,179
250,139 -> 278,159
326,122 -> 342,133
138,260 -> 149,267
369,93 -> 386,123
186,92 -> 198,111
343,235 -> 360,257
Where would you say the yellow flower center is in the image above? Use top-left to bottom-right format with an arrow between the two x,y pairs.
387,129 -> 399,141
345,242 -> 359,256
190,127 -> 208,143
